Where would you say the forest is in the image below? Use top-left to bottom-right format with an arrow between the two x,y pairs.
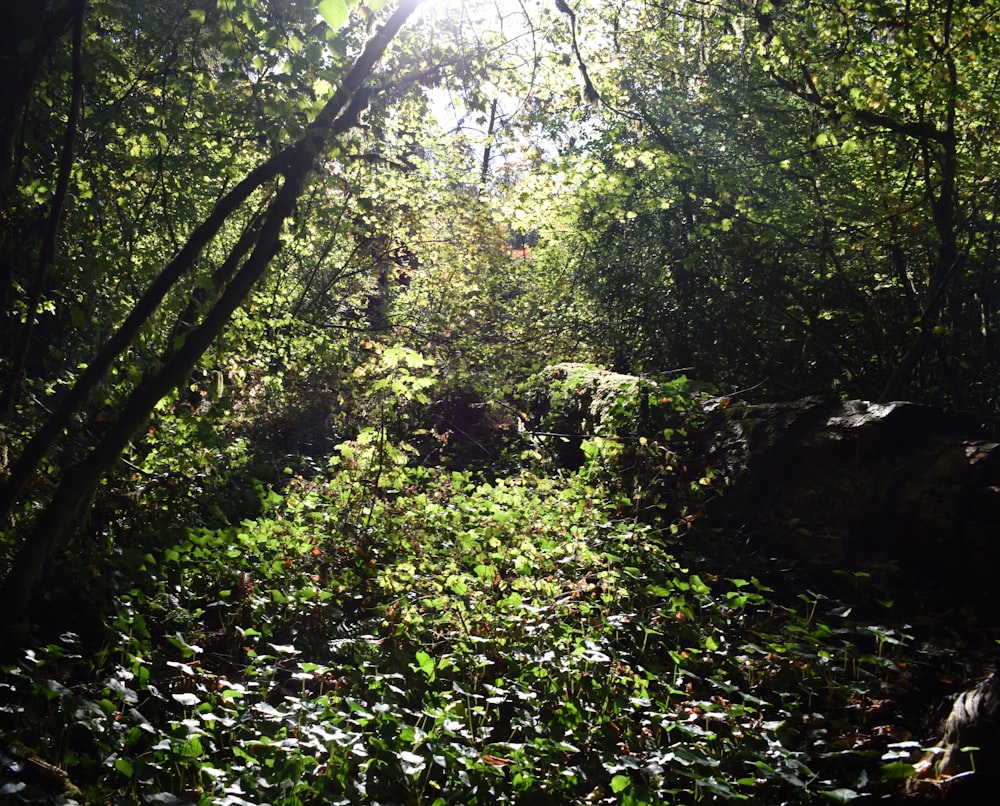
2,0 -> 999,802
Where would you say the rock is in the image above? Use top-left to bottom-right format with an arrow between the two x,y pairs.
524,365 -> 1000,599
700,397 -> 1000,594
933,671 -> 1000,777
524,363 -> 656,466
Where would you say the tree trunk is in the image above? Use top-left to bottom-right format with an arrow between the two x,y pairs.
0,0 -> 425,649
0,0 -> 82,199
0,0 -> 85,422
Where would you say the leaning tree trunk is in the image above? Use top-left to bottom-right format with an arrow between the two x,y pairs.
0,0 -> 425,649
0,133 -> 322,524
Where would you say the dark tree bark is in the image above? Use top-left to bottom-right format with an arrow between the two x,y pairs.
480,98 -> 498,187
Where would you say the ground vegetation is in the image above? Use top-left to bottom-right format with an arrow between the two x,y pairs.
2,0 -> 998,802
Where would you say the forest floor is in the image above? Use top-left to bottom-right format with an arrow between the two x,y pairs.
1,412 -> 997,804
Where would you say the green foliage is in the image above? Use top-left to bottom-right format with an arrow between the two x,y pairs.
2,0 -> 997,802
521,0 -> 1000,410
318,0 -> 349,30
2,420 -> 940,803
527,363 -> 710,516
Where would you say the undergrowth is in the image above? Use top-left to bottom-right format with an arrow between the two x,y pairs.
0,382 -> 950,804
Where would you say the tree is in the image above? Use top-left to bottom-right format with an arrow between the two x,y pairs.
742,0 -> 1000,403
528,0 -> 1000,407
0,0 -> 425,646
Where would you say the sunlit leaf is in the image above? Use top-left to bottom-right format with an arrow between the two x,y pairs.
318,0 -> 348,29
414,650 -> 436,680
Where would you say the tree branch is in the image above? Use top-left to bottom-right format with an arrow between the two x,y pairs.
769,70 -> 949,145
0,0 -> 425,644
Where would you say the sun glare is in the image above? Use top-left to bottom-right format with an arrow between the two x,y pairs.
417,0 -> 540,37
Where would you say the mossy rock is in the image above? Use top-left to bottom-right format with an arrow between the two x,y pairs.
525,363 -> 686,466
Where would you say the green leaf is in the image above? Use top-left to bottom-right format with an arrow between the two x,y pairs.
611,774 -> 631,793
414,650 -> 436,680
312,78 -> 333,99
689,574 -> 711,594
318,0 -> 348,29
880,761 -> 915,780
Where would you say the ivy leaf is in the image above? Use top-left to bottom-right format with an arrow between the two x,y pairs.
880,761 -> 916,780
689,574 -> 711,594
400,750 -> 426,775
413,650 -> 436,680
318,0 -> 348,29
611,774 -> 631,793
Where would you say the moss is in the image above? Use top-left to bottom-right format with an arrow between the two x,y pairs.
545,362 -> 643,435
